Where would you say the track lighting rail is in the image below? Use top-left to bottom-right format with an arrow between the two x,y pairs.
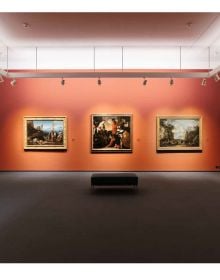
0,70 -> 212,79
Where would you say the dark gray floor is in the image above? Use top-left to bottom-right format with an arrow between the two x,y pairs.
0,171 -> 220,263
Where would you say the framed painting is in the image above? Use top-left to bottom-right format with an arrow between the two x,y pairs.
24,116 -> 67,150
157,116 -> 202,151
91,114 -> 132,153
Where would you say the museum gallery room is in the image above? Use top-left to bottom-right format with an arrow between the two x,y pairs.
0,12 -> 220,263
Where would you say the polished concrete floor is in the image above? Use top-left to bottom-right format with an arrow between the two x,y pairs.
0,171 -> 220,263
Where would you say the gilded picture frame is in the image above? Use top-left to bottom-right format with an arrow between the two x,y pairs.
91,114 -> 132,153
157,116 -> 202,151
24,116 -> 67,150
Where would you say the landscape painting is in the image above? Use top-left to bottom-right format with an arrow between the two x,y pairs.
157,116 -> 202,151
92,114 -> 132,153
24,116 -> 67,150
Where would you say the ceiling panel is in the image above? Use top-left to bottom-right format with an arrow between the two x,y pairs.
0,13 -> 219,47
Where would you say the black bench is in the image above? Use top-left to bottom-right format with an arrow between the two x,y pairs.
91,173 -> 138,190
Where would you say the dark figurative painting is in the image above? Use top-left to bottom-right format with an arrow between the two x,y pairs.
92,114 -> 132,153
24,117 -> 67,150
157,116 -> 202,151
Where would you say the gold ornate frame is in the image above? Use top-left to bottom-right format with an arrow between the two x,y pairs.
157,116 -> 202,151
24,116 -> 67,150
91,114 -> 133,153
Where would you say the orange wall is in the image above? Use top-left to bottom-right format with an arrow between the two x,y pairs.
0,76 -> 220,171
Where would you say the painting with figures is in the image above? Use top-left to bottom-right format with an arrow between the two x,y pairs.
92,114 -> 132,153
24,116 -> 67,150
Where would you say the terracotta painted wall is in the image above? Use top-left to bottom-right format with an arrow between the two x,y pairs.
0,76 -> 219,171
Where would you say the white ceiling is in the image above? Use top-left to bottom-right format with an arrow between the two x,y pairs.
0,13 -> 220,47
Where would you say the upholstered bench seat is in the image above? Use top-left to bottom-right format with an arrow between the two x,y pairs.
91,173 -> 138,190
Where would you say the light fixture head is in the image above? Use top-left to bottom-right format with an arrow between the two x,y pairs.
10,79 -> 16,87
143,78 -> 147,86
201,78 -> 207,86
0,75 -> 4,83
22,22 -> 31,28
186,21 -> 193,29
169,78 -> 174,86
61,78 -> 65,86
97,78 -> 102,85
214,73 -> 220,82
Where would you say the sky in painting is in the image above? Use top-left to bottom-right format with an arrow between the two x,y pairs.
165,119 -> 199,139
33,120 -> 64,132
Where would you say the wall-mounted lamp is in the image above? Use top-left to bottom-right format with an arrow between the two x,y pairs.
214,73 -> 220,82
0,75 -> 4,83
169,78 -> 174,86
143,78 -> 147,86
201,78 -> 207,86
97,77 -> 102,85
61,78 -> 65,86
10,79 -> 16,87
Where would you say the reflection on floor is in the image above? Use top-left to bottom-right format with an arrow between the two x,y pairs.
0,171 -> 220,263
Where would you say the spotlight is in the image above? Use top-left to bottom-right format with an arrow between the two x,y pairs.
0,75 -> 4,83
10,79 -> 16,87
214,73 -> 220,82
201,78 -> 207,86
97,78 -> 102,85
61,78 -> 65,86
143,78 -> 147,86
169,78 -> 174,86
22,22 -> 31,29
